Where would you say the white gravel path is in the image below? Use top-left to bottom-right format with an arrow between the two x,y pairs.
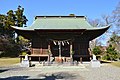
0,63 -> 120,80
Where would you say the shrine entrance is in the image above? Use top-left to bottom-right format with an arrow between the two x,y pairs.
49,39 -> 72,57
50,43 -> 70,57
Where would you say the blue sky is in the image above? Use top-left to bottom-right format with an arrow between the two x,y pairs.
0,0 -> 119,26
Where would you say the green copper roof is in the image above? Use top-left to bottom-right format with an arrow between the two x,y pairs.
30,16 -> 92,30
11,16 -> 109,30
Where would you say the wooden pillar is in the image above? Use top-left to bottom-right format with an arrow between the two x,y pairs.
58,41 -> 61,57
40,40 -> 43,54
39,57 -> 40,62
70,41 -> 73,61
48,43 -> 50,62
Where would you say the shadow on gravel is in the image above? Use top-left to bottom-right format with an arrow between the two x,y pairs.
0,67 -> 27,73
0,72 -> 84,80
0,67 -> 9,73
100,61 -> 112,63
37,72 -> 84,80
0,69 -> 9,73
0,76 -> 29,80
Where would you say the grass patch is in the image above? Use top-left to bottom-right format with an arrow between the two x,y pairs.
111,61 -> 120,67
0,57 -> 19,67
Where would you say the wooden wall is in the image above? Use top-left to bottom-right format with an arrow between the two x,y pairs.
73,36 -> 90,61
31,36 -> 48,55
30,33 -> 91,61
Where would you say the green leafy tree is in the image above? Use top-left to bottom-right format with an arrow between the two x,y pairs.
105,44 -> 118,60
0,5 -> 28,37
18,36 -> 30,49
92,46 -> 102,55
0,35 -> 21,57
0,6 -> 28,57
5,10 -> 16,37
108,33 -> 120,51
0,14 -> 6,35
15,5 -> 28,27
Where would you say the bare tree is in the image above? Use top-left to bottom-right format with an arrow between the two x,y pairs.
88,19 -> 103,49
88,18 -> 101,27
111,2 -> 120,34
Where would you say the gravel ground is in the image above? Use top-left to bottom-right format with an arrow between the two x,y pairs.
0,63 -> 120,80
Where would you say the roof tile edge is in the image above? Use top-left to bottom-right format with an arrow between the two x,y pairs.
35,16 -> 85,19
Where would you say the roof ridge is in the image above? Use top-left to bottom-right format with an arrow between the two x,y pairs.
35,16 -> 85,19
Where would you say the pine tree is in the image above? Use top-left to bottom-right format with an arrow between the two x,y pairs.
106,44 -> 118,60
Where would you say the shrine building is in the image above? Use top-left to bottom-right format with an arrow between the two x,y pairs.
12,16 -> 109,62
